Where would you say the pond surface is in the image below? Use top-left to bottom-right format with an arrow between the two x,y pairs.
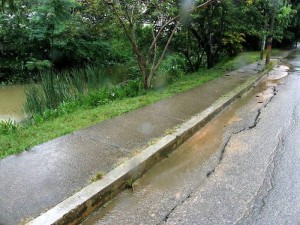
0,85 -> 26,122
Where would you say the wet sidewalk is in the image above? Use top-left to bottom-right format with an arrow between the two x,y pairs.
0,59 -> 279,225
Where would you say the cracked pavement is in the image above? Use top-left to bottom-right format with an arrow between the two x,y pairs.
82,51 -> 300,225
164,55 -> 300,225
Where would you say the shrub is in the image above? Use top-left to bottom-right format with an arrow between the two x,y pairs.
154,54 -> 186,88
0,119 -> 18,135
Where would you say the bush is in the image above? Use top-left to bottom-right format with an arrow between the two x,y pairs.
154,54 -> 186,88
84,79 -> 142,107
222,32 -> 245,57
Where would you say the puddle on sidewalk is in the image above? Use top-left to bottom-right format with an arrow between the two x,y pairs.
81,65 -> 290,225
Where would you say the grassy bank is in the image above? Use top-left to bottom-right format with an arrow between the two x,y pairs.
0,51 -> 263,159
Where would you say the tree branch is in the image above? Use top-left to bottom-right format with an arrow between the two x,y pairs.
154,24 -> 177,72
147,0 -> 218,61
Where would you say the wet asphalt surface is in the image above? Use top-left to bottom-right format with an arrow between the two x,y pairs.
165,51 -> 300,225
82,50 -> 300,225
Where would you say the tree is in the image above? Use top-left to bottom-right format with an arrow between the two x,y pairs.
265,1 -> 294,64
0,0 -> 37,81
104,0 -> 217,89
29,0 -> 79,68
185,0 -> 245,68
290,0 -> 300,43
172,27 -> 205,72
241,0 -> 272,59
240,0 -> 295,62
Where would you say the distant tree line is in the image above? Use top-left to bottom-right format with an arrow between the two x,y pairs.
0,0 -> 299,87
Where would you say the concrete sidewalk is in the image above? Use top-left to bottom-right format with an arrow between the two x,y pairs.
0,57 -> 284,225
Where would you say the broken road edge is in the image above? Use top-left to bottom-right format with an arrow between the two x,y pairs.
27,59 -> 283,225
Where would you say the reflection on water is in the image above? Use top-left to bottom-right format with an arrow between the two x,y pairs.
0,85 -> 26,122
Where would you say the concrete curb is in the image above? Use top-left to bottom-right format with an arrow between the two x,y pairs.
26,69 -> 270,225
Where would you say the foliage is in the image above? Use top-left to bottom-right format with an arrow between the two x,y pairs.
25,58 -> 52,71
0,0 -> 134,83
183,0 -> 246,68
222,32 -> 246,56
242,0 -> 296,41
0,0 -> 298,85
172,28 -> 204,72
0,0 -> 15,11
0,119 -> 18,134
154,54 -> 186,88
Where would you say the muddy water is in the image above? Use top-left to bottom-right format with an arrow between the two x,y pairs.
81,64 -> 290,225
0,85 -> 26,122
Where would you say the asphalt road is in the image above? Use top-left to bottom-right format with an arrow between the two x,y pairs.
165,53 -> 300,225
82,49 -> 300,225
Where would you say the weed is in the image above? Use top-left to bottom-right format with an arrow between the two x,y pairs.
90,172 -> 104,183
165,126 -> 179,135
165,129 -> 174,135
264,62 -> 276,72
161,151 -> 170,158
0,119 -> 18,135
70,69 -> 85,94
148,138 -> 159,146
86,66 -> 102,90
18,217 -> 34,225
126,178 -> 134,189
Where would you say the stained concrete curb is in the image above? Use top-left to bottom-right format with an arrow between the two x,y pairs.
27,66 -> 275,225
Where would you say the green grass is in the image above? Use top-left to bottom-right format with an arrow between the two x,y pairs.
0,51 -> 263,159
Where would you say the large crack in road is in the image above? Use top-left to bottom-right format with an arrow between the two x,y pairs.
206,82 -> 278,181
235,106 -> 299,225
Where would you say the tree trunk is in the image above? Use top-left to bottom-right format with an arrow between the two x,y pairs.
266,6 -> 275,65
205,45 -> 214,69
265,39 -> 272,65
143,76 -> 149,89
260,35 -> 266,60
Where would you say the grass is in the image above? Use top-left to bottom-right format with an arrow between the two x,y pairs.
0,119 -> 18,135
0,51 -> 264,159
